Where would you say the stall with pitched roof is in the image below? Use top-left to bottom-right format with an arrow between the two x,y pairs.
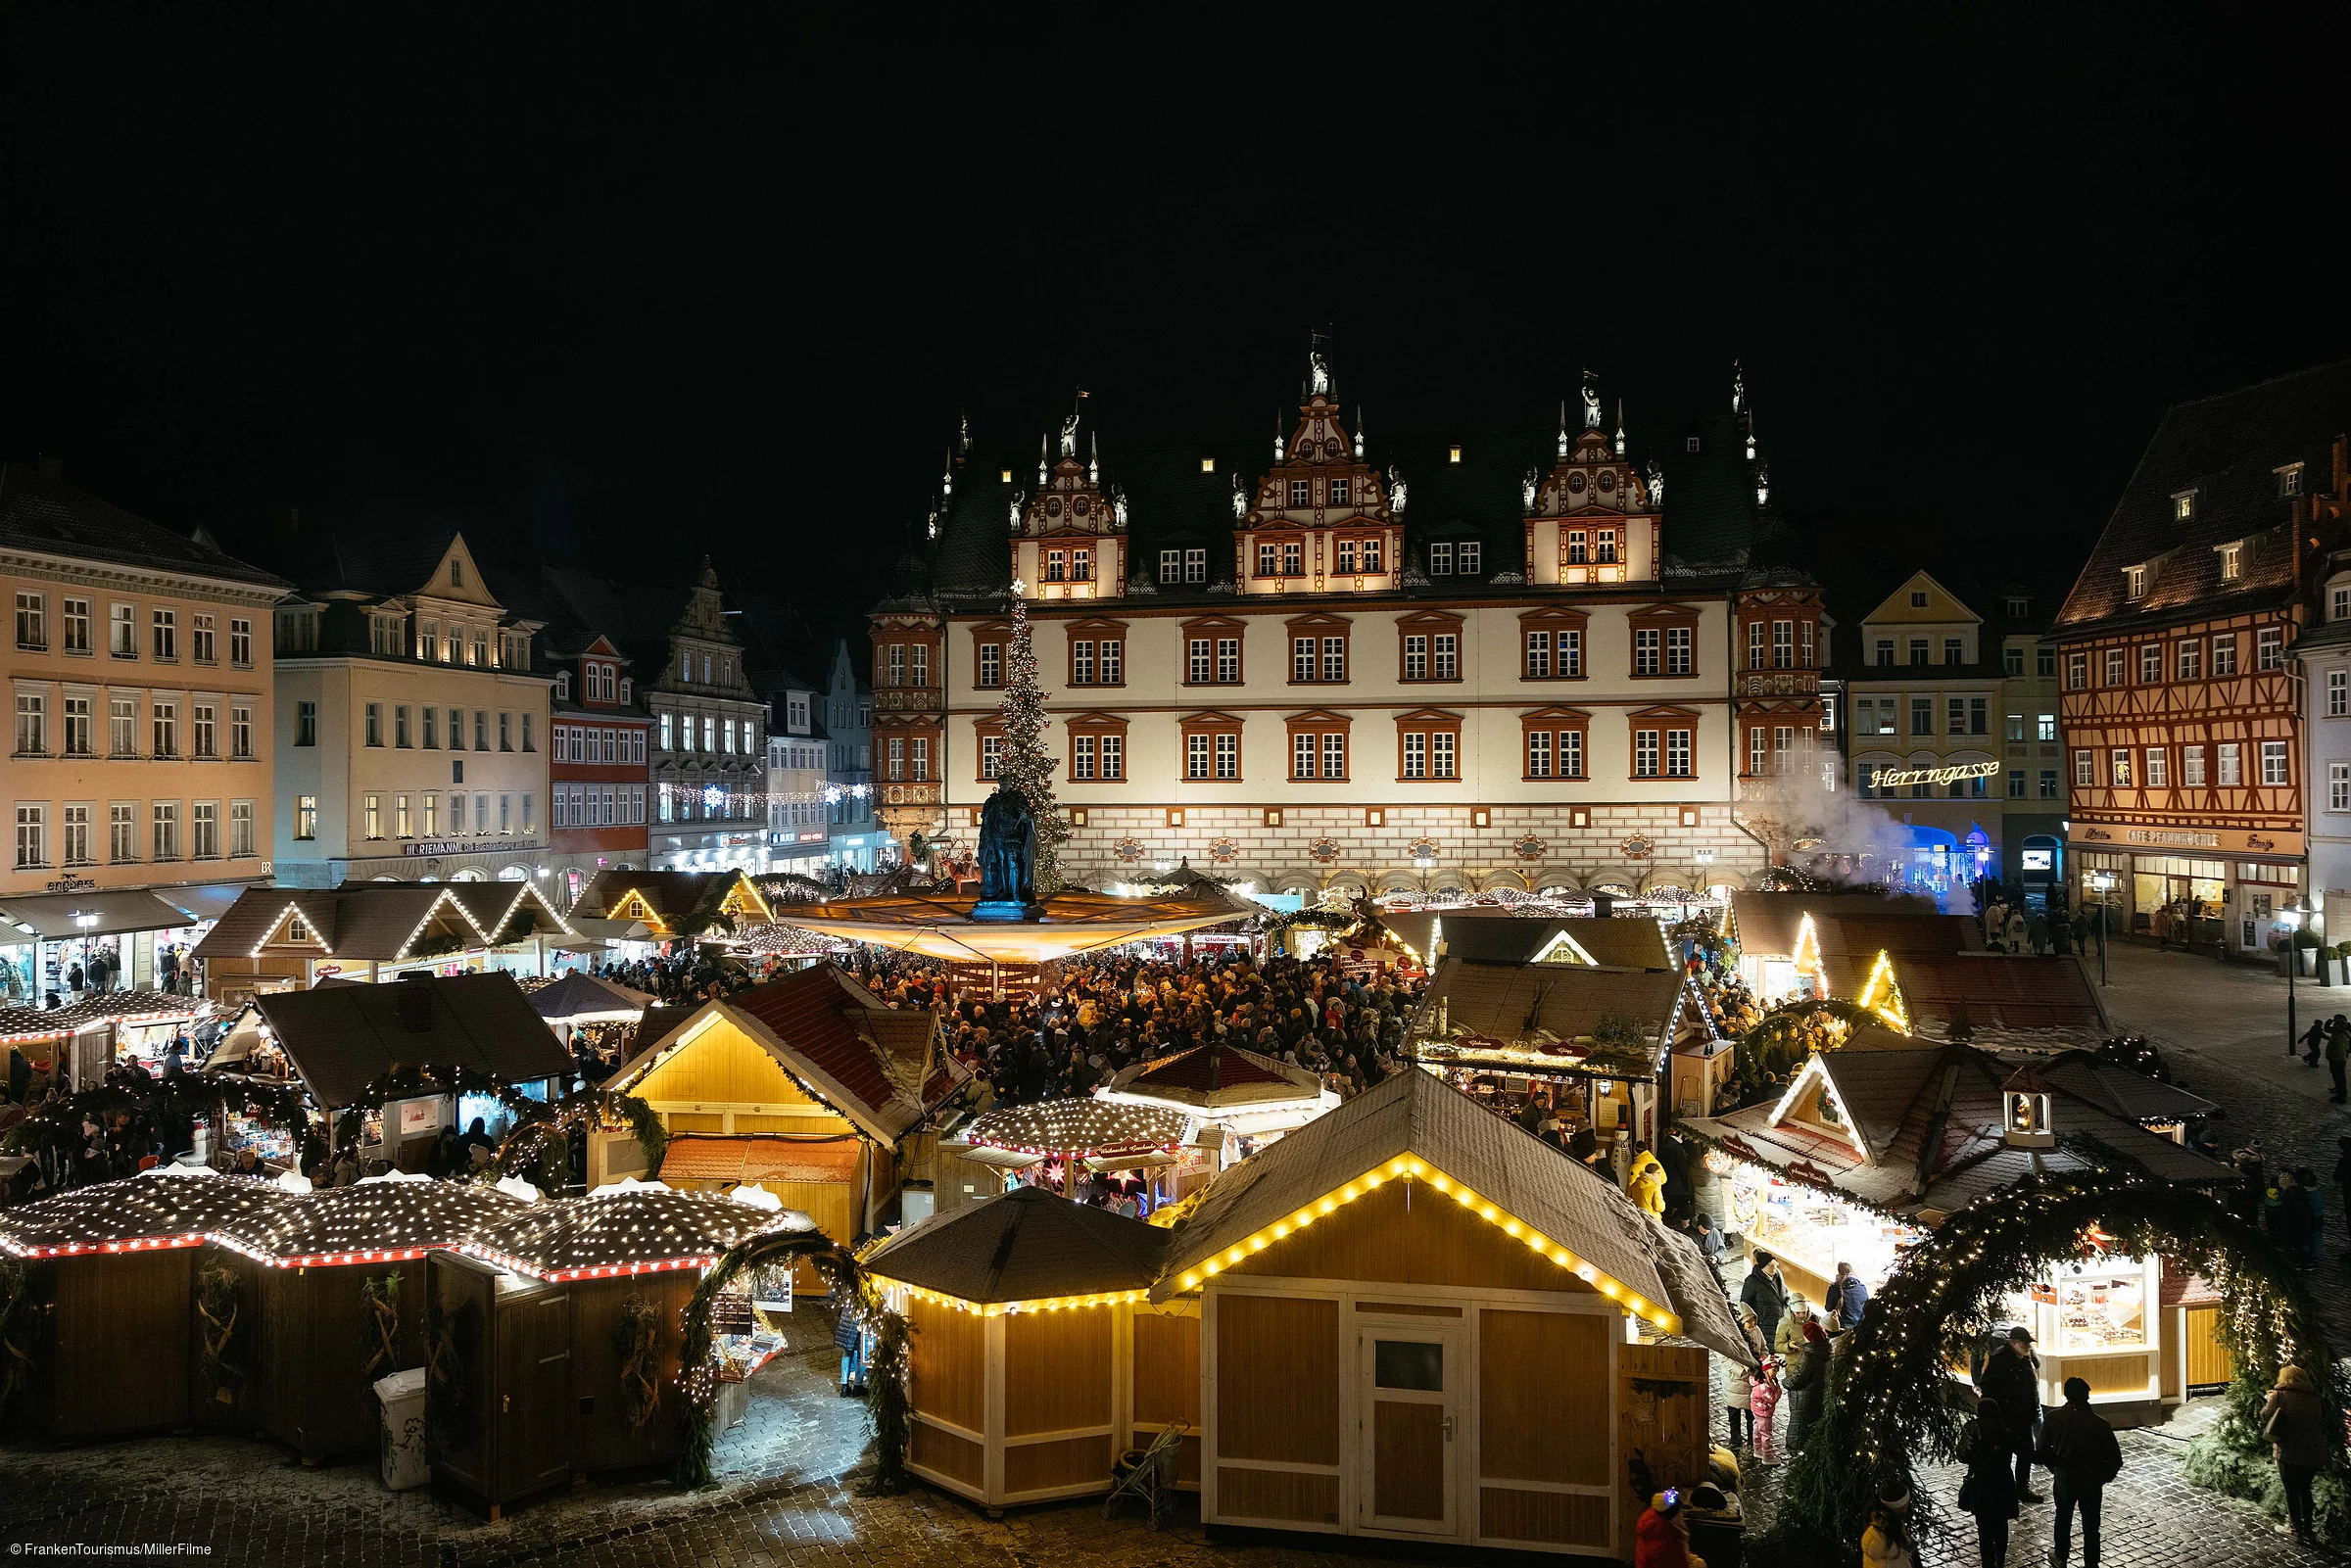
206,1172 -> 529,1460
1724,889 -> 1977,1005
598,962 -> 968,1282
0,1166 -> 290,1438
569,868 -> 773,945
1689,1032 -> 2231,1417
430,1181 -> 806,1515
864,1187 -> 1178,1511
191,880 -> 576,1001
1153,1069 -> 1741,1556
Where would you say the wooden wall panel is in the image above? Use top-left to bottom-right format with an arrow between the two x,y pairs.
41,1251 -> 193,1438
1215,1294 -> 1339,1466
912,1420 -> 986,1488
2183,1306 -> 2229,1387
1223,1180 -> 1596,1296
1004,1307 -> 1112,1437
662,1112 -> 726,1133
1131,1308 -> 1200,1428
1480,1308 -> 1610,1486
190,1251 -> 264,1430
1003,1433 -> 1114,1495
259,1259 -> 427,1460
1217,1466 -> 1341,1525
2070,1354 -> 2152,1397
635,1022 -> 815,1108
426,1255 -> 499,1500
1480,1487 -> 1612,1548
1618,1342 -> 1707,1499
1372,1402 -> 1446,1519
906,1296 -> 985,1435
569,1273 -> 696,1474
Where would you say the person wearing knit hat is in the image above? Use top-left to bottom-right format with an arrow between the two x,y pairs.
1633,1490 -> 1703,1568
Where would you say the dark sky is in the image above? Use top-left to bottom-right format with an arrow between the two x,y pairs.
5,5 -> 2347,670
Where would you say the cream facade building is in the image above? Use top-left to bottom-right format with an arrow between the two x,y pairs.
266,533 -> 552,886
1,460 -> 287,999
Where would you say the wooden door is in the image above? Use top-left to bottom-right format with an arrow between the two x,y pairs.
1357,1326 -> 1459,1536
498,1288 -> 573,1497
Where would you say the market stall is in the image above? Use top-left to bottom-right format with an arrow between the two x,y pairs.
432,1180 -> 809,1515
960,1098 -> 1193,1203
865,1185 -> 1179,1510
0,1166 -> 291,1438
1694,1041 -> 2235,1418
206,1172 -> 531,1461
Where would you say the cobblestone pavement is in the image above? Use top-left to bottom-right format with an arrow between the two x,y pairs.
4,944 -> 2341,1566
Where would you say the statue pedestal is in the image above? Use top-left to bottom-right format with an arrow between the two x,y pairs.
969,901 -> 1044,924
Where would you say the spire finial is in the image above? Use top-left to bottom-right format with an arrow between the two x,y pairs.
1613,399 -> 1625,457
1354,405 -> 1365,459
1273,413 -> 1285,462
1088,429 -> 1099,485
1559,400 -> 1569,458
1038,433 -> 1048,485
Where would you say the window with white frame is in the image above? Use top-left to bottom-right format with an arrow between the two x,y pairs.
2212,635 -> 2237,676
14,689 -> 44,755
110,802 -> 136,862
2145,747 -> 2168,787
2183,744 -> 2206,786
2073,749 -> 2094,786
1634,729 -> 1660,778
2220,543 -> 2243,582
14,804 -> 45,869
61,803 -> 90,866
152,801 -> 177,860
2332,762 -> 2350,812
2258,627 -> 2284,671
2333,670 -> 2349,718
2262,739 -> 2289,785
192,801 -> 217,859
62,598 -> 88,653
2218,742 -> 2241,785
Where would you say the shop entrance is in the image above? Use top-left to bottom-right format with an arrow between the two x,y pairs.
1357,1325 -> 1459,1536
2130,856 -> 2227,948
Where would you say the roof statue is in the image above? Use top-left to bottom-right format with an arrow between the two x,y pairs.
1581,375 -> 1603,429
1522,468 -> 1538,512
1009,491 -> 1025,531
941,451 -> 953,499
1386,466 -> 1407,513
1230,474 -> 1247,519
1755,461 -> 1771,506
1037,434 -> 1049,483
1647,461 -> 1664,507
1061,410 -> 1080,458
1113,491 -> 1128,530
959,411 -> 971,452
927,507 -> 938,542
1309,349 -> 1329,395
1732,359 -> 1746,413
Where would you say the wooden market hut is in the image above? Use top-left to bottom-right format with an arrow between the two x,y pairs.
1152,1068 -> 1743,1557
569,868 -> 773,943
1724,889 -> 1979,1005
597,962 -> 968,1277
1691,1033 -> 2233,1419
1378,912 -> 1674,973
1097,1041 -> 1340,1141
206,1172 -> 529,1461
0,988 -> 209,1091
1411,958 -> 1712,1167
0,1167 -> 291,1439
864,1186 -> 1181,1513
430,1182 -> 810,1516
192,880 -> 577,999
250,972 -> 573,1167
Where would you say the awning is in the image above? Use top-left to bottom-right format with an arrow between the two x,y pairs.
0,889 -> 208,940
154,880 -> 270,924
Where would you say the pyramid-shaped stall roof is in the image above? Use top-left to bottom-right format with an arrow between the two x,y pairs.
864,1185 -> 1169,1307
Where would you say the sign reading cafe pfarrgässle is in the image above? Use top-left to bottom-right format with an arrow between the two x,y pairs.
1868,760 -> 2001,789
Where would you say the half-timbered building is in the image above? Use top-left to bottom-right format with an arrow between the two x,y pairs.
2052,360 -> 2351,954
868,356 -> 1824,897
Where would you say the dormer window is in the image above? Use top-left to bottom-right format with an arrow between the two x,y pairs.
2001,1066 -> 2055,1150
2173,490 -> 2196,521
555,671 -> 571,700
1685,435 -> 1701,452
1448,445 -> 1462,464
2219,542 -> 2243,583
2279,462 -> 2304,498
2125,565 -> 2147,600
1000,467 -> 1012,483
2005,595 -> 2029,618
450,558 -> 463,587
1200,456 -> 1215,474
1459,541 -> 1480,574
1428,542 -> 1455,575
620,677 -> 632,703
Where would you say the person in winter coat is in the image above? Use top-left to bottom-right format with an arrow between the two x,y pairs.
1781,1319 -> 1830,1449
1974,1327 -> 2046,1501
1739,1252 -> 1788,1346
1860,1494 -> 1916,1568
1957,1394 -> 2020,1566
2038,1376 -> 2122,1568
2329,1020 -> 2351,1105
1774,1296 -> 1815,1357
1627,1146 -> 1667,1217
1748,1357 -> 1783,1463
1632,1491 -> 1703,1568
1824,1260 -> 1869,1329
2263,1364 -> 2330,1546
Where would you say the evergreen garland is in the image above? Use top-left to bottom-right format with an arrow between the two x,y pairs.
1729,998 -> 1873,1099
993,592 -> 1071,896
424,1294 -> 479,1458
613,1294 -> 663,1431
864,1292 -> 915,1494
196,1259 -> 245,1409
1770,1170 -> 2344,1553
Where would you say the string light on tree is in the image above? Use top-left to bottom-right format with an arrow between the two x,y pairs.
992,583 -> 1072,895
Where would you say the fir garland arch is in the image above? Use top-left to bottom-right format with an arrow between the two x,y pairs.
1772,1169 -> 2345,1552
673,1230 -> 860,1487
1730,998 -> 1873,1098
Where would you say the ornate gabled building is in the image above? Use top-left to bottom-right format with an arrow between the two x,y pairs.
2054,358 -> 2351,956
873,354 -> 1825,898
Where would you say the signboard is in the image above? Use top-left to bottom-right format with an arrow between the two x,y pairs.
397,1098 -> 443,1138
401,839 -> 543,856
2124,828 -> 2219,848
43,876 -> 97,894
2021,849 -> 2053,871
1869,760 -> 2000,788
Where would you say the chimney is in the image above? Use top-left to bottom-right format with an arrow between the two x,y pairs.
396,980 -> 436,1034
278,507 -> 302,537
34,454 -> 62,481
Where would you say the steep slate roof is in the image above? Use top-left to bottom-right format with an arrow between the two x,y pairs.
606,962 -> 966,1146
1380,912 -> 1672,971
1833,952 -> 2108,1035
1107,1042 -> 1322,1110
572,869 -> 763,930
190,883 -> 570,964
264,528 -> 458,599
252,973 -> 573,1108
1153,1069 -> 1744,1356
1727,890 -> 1953,957
1703,1037 -> 2234,1216
864,1186 -> 1168,1304
1659,409 -> 1764,569
1415,961 -> 1690,1051
2056,357 -> 2351,632
0,462 -> 289,590
2027,1052 -> 2217,1124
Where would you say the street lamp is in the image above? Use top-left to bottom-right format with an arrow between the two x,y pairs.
2084,870 -> 2116,987
2281,897 -> 2308,1056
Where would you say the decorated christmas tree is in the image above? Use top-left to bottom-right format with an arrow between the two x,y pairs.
994,587 -> 1070,894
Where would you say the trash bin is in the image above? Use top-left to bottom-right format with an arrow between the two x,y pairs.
374,1367 -> 429,1491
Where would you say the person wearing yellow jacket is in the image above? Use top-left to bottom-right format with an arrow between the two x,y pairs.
1628,1145 -> 1667,1216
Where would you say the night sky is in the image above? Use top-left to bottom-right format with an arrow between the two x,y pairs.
4,6 -> 2347,672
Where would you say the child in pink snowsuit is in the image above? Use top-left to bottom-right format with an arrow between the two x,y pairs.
1749,1358 -> 1783,1462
